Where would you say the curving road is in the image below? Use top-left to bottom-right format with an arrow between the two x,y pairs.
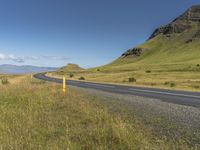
34,73 -> 200,108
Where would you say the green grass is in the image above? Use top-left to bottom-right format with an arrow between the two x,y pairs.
0,77 -> 193,149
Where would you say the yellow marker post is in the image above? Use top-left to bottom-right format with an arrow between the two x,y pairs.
63,76 -> 66,93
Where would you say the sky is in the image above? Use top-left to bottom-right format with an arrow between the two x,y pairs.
0,0 -> 199,68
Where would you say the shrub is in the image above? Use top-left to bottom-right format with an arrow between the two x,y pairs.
59,71 -> 65,75
145,70 -> 151,73
150,83 -> 156,86
79,76 -> 85,80
97,68 -> 100,71
193,85 -> 200,89
164,82 -> 170,85
1,78 -> 9,85
128,77 -> 136,82
164,81 -> 176,87
69,73 -> 74,78
197,64 -> 200,67
122,80 -> 126,82
170,82 -> 176,87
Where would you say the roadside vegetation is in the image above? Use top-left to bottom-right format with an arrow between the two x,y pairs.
50,63 -> 200,92
0,76 -> 195,149
0,74 -> 19,85
1,77 -> 9,84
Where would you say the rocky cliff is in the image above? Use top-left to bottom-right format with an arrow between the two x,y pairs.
122,5 -> 200,57
149,5 -> 200,39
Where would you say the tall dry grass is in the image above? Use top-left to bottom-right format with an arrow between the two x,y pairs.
0,78 -> 192,149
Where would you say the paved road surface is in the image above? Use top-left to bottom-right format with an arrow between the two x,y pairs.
34,73 -> 200,107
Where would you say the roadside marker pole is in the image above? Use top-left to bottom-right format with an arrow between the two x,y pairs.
63,76 -> 66,93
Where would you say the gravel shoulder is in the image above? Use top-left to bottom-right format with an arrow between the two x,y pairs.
70,85 -> 200,147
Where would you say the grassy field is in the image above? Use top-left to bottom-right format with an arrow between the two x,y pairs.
51,64 -> 200,92
0,75 -> 195,149
0,74 -> 18,80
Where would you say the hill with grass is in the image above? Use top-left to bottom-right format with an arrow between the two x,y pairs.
57,63 -> 84,74
104,5 -> 200,70
53,5 -> 200,91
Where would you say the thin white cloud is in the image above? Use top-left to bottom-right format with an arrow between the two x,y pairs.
0,53 -> 6,60
8,54 -> 25,63
0,53 -> 24,63
42,55 -> 70,60
0,53 -> 69,63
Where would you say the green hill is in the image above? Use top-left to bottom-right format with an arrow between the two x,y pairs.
103,5 -> 200,71
54,5 -> 200,91
57,63 -> 84,74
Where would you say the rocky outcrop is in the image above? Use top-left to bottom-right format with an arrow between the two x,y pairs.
149,23 -> 191,39
177,5 -> 200,22
193,30 -> 200,38
121,5 -> 200,58
121,48 -> 144,57
185,29 -> 200,43
149,5 -> 200,40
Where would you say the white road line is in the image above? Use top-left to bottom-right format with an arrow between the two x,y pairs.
84,83 -> 114,88
129,88 -> 200,99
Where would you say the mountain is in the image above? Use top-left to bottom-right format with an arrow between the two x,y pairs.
57,63 -> 84,73
0,64 -> 57,74
105,5 -> 200,70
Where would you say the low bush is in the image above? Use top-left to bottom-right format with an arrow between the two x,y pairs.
122,79 -> 126,82
164,82 -> 169,85
128,77 -> 136,82
69,73 -> 74,78
164,81 -> 176,87
79,76 -> 85,80
170,82 -> 176,87
59,71 -> 65,75
193,85 -> 200,89
145,70 -> 151,73
1,78 -> 9,85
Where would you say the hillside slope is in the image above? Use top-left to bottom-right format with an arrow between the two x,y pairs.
103,5 -> 200,71
57,63 -> 84,73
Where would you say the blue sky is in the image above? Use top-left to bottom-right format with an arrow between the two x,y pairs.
0,0 -> 199,68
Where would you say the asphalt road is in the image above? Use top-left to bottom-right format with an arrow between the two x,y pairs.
34,73 -> 200,108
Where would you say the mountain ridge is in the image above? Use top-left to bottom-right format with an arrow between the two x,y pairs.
117,5 -> 200,63
0,64 -> 57,74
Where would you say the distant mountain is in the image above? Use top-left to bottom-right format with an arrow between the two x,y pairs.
57,63 -> 84,74
60,63 -> 83,71
0,64 -> 57,74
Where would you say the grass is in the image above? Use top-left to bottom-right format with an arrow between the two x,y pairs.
0,76 -> 194,149
51,69 -> 200,92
